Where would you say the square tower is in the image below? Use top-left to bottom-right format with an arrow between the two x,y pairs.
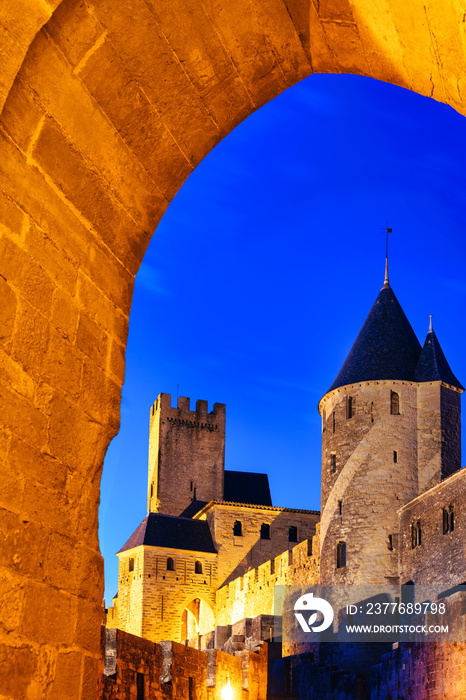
147,393 -> 226,515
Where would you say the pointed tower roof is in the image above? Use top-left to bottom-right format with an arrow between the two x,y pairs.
327,282 -> 422,394
414,318 -> 463,390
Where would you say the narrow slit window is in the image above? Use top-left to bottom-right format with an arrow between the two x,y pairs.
129,557 -> 135,572
443,505 -> 454,534
137,673 -> 145,700
288,526 -> 298,542
346,396 -> 355,419
332,411 -> 336,433
411,521 -> 422,548
371,402 -> 374,423
390,391 -> 400,415
336,541 -> 346,568
330,454 -> 337,473
338,500 -> 342,516
388,534 -> 394,551
393,450 -> 398,463
233,520 -> 243,537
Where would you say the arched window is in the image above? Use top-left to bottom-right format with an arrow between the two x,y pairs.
288,526 -> 298,542
411,521 -> 422,548
336,541 -> 346,568
195,560 -> 203,574
390,391 -> 400,415
260,523 -> 271,540
233,520 -> 242,536
346,396 -> 355,419
167,557 -> 174,571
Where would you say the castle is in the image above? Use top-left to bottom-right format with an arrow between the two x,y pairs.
105,265 -> 466,696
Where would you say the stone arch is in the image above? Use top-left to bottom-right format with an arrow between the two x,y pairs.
0,1 -> 465,698
180,596 -> 216,643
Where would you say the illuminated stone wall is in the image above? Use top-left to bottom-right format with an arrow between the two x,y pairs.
99,628 -> 268,700
216,529 -> 320,627
2,1 -> 466,697
399,468 -> 466,587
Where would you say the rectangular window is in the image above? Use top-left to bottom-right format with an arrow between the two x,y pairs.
129,557 -> 135,572
346,396 -> 354,419
411,522 -> 421,548
330,454 -> 336,473
288,526 -> 298,542
261,523 -> 271,540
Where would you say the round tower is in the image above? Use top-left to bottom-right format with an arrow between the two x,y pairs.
318,268 -> 463,586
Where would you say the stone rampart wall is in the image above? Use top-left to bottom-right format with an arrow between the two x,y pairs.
99,628 -> 267,700
216,529 -> 320,627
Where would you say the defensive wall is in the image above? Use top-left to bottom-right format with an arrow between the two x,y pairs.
216,528 -> 320,635
99,627 -> 267,700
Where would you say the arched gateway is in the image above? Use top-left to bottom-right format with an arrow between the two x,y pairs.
0,1 -> 465,697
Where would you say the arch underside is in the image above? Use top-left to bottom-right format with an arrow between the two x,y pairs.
0,1 -> 465,697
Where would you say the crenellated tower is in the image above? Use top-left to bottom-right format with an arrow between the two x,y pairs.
147,393 -> 226,516
318,268 -> 463,585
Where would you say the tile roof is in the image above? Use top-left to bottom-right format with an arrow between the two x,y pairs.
117,513 -> 217,554
223,470 -> 272,506
327,284 -> 422,393
415,328 -> 463,390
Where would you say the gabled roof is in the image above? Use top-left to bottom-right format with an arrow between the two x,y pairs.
117,513 -> 217,554
223,470 -> 272,506
327,284 -> 422,394
415,327 -> 463,390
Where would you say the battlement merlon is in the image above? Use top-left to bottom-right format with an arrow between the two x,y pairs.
150,393 -> 226,425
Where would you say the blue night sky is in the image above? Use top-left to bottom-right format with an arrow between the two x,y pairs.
99,73 -> 466,601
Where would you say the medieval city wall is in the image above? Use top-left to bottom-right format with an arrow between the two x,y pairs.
371,640 -> 466,699
216,529 -> 320,627
399,467 -> 466,586
99,628 -> 268,700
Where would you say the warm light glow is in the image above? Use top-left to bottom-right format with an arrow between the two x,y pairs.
221,680 -> 233,700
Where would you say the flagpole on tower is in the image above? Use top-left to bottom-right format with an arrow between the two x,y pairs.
383,221 -> 392,288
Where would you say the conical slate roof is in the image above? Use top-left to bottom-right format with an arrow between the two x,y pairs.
327,284 -> 422,393
415,326 -> 463,390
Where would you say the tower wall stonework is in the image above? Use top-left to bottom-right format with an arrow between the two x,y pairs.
148,393 -> 225,516
319,382 -> 419,585
417,383 -> 462,492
